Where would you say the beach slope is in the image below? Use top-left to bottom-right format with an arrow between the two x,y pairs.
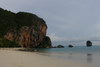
0,49 -> 88,67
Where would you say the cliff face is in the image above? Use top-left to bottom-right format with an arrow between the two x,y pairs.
0,8 -> 52,48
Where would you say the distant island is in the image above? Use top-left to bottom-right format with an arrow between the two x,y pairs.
0,8 -> 52,48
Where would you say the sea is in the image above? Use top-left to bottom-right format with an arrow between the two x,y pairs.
38,45 -> 100,67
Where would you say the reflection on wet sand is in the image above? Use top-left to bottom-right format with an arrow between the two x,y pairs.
68,53 -> 73,59
86,53 -> 93,63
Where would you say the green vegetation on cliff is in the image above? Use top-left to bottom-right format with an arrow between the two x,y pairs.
0,8 -> 43,35
0,8 -> 51,48
38,36 -> 52,48
0,38 -> 20,47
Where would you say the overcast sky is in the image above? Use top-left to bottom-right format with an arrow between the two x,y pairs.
0,0 -> 100,45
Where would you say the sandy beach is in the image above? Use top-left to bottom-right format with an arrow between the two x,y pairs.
0,48 -> 91,67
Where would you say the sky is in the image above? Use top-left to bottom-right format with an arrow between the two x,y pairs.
0,0 -> 100,45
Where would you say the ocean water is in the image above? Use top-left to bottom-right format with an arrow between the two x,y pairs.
38,45 -> 100,67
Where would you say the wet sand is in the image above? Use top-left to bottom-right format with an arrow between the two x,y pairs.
0,48 -> 91,67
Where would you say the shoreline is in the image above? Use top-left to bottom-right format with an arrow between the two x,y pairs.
0,48 -> 92,67
0,48 -> 39,52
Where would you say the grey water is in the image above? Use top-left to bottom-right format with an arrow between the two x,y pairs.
38,45 -> 100,67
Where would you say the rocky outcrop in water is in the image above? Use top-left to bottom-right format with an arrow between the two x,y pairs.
56,45 -> 64,48
68,45 -> 73,48
86,40 -> 92,47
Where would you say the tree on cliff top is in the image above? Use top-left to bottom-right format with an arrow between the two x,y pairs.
0,8 -> 45,36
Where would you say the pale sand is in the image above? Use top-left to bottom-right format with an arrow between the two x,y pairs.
0,49 -> 91,67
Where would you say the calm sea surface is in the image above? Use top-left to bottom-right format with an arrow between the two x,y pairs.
38,45 -> 100,67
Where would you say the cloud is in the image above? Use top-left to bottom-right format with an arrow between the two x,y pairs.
47,33 -> 66,42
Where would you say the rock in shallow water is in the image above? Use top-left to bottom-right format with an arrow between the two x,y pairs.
56,45 -> 64,48
86,40 -> 92,47
68,45 -> 73,48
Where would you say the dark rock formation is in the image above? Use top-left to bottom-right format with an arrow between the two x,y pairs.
52,46 -> 57,48
0,8 -> 52,48
86,40 -> 92,47
68,45 -> 73,48
37,36 -> 52,48
56,45 -> 64,48
5,19 -> 52,48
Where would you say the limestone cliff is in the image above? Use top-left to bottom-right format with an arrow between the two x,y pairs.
0,8 -> 52,48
